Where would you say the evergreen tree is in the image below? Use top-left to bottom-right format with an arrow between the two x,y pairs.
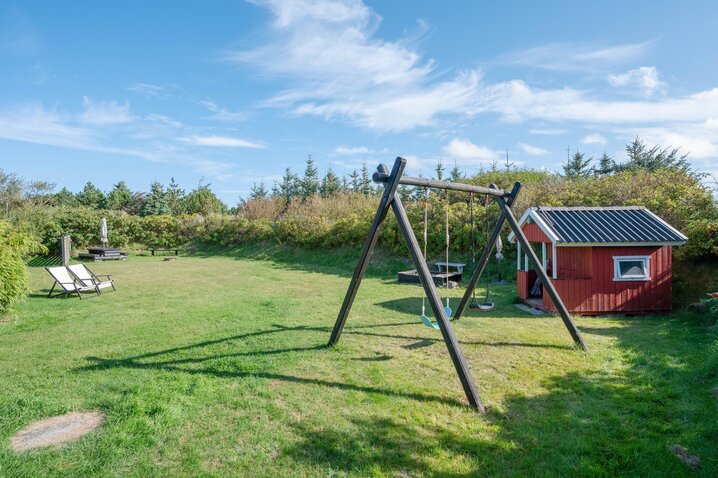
504,149 -> 515,172
75,181 -> 106,209
435,159 -> 445,180
300,156 -> 320,197
140,181 -> 170,216
55,187 -> 79,208
341,174 -> 349,190
593,152 -> 615,177
398,184 -> 412,202
349,169 -> 360,191
277,167 -> 299,204
105,181 -> 134,211
618,136 -> 692,175
563,151 -> 593,179
449,161 -> 463,182
359,162 -> 373,195
166,177 -> 186,215
249,181 -> 268,200
183,183 -> 226,215
320,168 -> 342,197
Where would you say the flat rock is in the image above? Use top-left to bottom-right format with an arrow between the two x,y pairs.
11,411 -> 104,452
669,444 -> 701,470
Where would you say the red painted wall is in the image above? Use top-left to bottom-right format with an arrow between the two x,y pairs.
522,223 -> 551,243
542,245 -> 673,314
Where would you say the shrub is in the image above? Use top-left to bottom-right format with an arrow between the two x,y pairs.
0,220 -> 46,314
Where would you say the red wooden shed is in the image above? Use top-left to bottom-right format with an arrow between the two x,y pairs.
508,206 -> 688,315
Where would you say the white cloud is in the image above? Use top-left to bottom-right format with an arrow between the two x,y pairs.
442,138 -> 498,162
608,66 -> 666,96
581,133 -> 607,145
500,41 -> 652,72
529,128 -> 565,136
81,96 -> 134,125
198,100 -> 247,122
179,135 -> 265,148
230,0 -> 483,131
127,82 -> 167,98
519,143 -> 549,155
334,146 -> 371,154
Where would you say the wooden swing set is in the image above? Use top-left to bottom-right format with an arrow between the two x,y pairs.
329,157 -> 587,413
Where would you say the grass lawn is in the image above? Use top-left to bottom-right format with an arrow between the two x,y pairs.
1,246 -> 717,477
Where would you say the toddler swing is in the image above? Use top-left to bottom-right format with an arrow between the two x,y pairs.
419,187 -> 453,329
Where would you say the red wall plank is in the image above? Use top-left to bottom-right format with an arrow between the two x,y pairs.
536,245 -> 673,314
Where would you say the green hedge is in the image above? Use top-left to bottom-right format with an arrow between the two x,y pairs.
19,169 -> 718,264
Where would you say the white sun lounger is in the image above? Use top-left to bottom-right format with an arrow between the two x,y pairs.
67,264 -> 116,293
46,266 -> 99,299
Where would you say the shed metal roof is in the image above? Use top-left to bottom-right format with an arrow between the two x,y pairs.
509,206 -> 688,245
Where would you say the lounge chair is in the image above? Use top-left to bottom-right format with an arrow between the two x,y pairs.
67,263 -> 116,293
46,266 -> 99,299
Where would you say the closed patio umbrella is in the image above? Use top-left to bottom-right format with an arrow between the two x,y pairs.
100,217 -> 108,247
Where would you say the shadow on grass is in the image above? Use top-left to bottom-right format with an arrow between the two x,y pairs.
75,314 -> 717,475
280,315 -> 718,476
77,323 -> 466,408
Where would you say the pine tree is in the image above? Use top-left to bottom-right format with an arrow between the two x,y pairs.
183,183 -> 226,215
341,174 -> 349,190
349,169 -> 360,191
278,167 -> 299,204
593,152 -> 615,177
435,159 -> 445,180
449,161 -> 463,182
249,181 -> 268,200
75,181 -> 106,209
300,156 -> 320,197
55,187 -> 79,208
359,162 -> 373,195
563,151 -> 593,179
504,149 -> 514,172
140,181 -> 170,216
105,181 -> 134,211
618,136 -> 692,175
320,168 -> 342,197
166,177 -> 186,215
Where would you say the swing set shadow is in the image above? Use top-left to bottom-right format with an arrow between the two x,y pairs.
329,157 -> 588,413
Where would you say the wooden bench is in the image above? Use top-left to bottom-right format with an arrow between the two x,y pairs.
150,248 -> 179,256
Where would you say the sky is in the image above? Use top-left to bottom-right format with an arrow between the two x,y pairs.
1,0 -> 717,204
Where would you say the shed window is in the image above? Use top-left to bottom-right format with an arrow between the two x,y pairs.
613,256 -> 650,281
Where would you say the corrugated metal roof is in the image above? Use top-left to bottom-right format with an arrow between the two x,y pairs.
513,206 -> 687,245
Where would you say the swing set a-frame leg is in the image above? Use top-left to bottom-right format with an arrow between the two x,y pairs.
329,158 -> 406,346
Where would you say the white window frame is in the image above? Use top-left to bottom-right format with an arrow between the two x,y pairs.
612,255 -> 651,281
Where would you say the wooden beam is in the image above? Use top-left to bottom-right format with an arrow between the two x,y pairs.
328,158 -> 406,345
495,196 -> 588,351
391,193 -> 485,412
373,172 -> 510,197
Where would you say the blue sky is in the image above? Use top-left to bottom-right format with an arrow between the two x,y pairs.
1,0 -> 717,203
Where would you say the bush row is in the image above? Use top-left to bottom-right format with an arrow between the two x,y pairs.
18,169 -> 718,263
0,220 -> 46,314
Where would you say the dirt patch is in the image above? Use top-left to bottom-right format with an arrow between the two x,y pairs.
10,411 -> 104,452
669,444 -> 701,470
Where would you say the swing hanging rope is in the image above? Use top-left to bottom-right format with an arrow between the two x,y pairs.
478,195 -> 495,311
444,188 -> 452,317
419,187 -> 440,329
469,193 -> 481,309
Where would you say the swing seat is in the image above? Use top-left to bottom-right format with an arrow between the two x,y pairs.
478,301 -> 495,311
420,314 -> 440,329
444,306 -> 452,318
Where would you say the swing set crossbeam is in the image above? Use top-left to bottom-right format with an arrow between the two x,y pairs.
329,157 -> 587,414
372,171 -> 511,197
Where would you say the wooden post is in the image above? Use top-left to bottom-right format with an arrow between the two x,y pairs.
391,194 -> 485,412
61,235 -> 71,266
329,158 -> 407,345
454,182 -> 521,321
495,196 -> 588,351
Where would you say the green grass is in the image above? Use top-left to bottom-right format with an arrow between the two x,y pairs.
1,246 -> 717,477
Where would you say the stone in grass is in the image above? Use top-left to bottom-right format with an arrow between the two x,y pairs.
10,411 -> 104,452
669,444 -> 701,470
